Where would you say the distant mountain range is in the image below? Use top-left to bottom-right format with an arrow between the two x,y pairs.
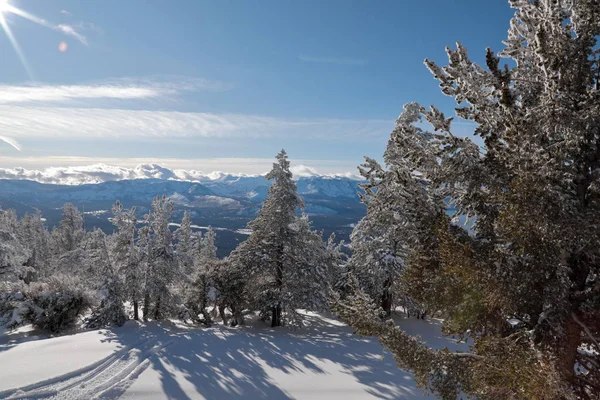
0,163 -> 361,185
0,164 -> 365,256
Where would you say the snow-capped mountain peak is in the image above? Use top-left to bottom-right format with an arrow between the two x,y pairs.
0,163 -> 361,185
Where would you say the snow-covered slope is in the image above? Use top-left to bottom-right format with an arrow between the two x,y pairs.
0,313 -> 466,399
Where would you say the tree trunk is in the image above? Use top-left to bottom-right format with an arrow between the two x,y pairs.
143,292 -> 150,322
133,300 -> 139,321
381,293 -> 392,318
381,280 -> 393,318
557,314 -> 582,385
229,305 -> 244,327
154,296 -> 161,320
271,242 -> 285,328
271,303 -> 282,327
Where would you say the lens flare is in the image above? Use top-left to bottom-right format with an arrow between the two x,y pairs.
0,1 -> 86,79
0,0 -> 10,13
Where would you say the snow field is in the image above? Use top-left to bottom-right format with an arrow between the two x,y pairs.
0,313 -> 466,399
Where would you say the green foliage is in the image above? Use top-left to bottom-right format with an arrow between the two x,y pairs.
337,0 -> 600,398
330,279 -> 474,399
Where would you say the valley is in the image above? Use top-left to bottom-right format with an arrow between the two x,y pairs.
0,169 -> 365,256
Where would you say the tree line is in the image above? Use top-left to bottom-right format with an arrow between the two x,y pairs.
0,149 -> 418,333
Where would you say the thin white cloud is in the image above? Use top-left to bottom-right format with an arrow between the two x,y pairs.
0,78 -> 232,104
0,85 -> 158,104
105,76 -> 234,93
60,10 -> 72,16
299,55 -> 367,66
56,24 -> 87,45
0,106 -> 390,141
6,6 -> 90,46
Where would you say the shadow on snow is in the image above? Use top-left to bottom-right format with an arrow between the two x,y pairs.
97,313 -> 436,399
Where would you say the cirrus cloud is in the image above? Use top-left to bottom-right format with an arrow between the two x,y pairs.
0,78 -> 232,105
0,78 -> 390,154
0,105 -> 390,141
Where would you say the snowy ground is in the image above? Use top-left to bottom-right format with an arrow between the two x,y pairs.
0,312 -> 467,399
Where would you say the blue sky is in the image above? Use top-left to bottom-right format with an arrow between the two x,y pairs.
0,0 -> 515,174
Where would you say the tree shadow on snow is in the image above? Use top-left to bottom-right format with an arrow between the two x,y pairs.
97,313 -> 434,399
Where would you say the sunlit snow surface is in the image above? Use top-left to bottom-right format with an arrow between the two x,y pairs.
0,312 -> 466,399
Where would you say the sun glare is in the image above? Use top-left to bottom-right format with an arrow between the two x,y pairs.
0,0 -> 10,13
0,0 -> 35,80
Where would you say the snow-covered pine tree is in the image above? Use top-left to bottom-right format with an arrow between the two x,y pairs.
184,227 -> 218,325
18,211 -> 51,282
86,228 -> 127,328
54,203 -> 85,253
0,207 -> 19,232
335,1 -> 600,398
200,226 -> 217,262
230,150 -> 303,326
213,258 -> 248,326
48,203 -> 88,277
284,215 -> 330,323
83,228 -> 113,285
0,207 -> 92,333
143,195 -> 176,320
0,207 -> 29,283
231,150 -> 330,326
175,210 -> 194,279
138,224 -> 152,321
111,201 -> 142,320
349,149 -> 432,318
173,210 -> 196,315
326,233 -> 349,294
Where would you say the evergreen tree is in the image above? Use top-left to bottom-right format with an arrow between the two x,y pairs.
349,154 -> 429,318
326,233 -> 349,294
213,258 -> 248,326
0,208 -> 29,283
200,226 -> 217,262
138,224 -> 152,321
336,1 -> 600,398
54,203 -> 85,253
231,150 -> 329,326
47,204 -> 88,278
86,228 -> 127,328
18,211 -> 51,282
111,201 -> 142,320
175,210 -> 194,278
184,227 -> 218,325
143,195 -> 176,320
285,216 -> 330,323
0,207 -> 19,232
